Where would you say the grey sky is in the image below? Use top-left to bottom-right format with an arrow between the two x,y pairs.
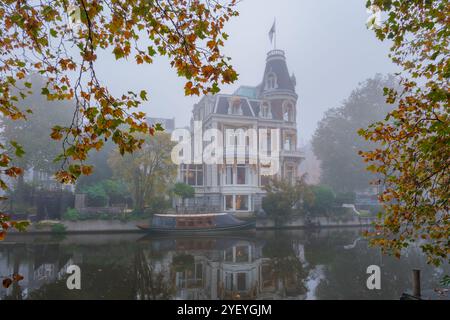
95,0 -> 396,143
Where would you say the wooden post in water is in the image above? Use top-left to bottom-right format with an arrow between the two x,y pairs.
412,269 -> 421,297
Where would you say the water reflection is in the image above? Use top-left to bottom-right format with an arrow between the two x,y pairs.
0,229 -> 448,300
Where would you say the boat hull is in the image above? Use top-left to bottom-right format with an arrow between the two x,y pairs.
137,220 -> 256,234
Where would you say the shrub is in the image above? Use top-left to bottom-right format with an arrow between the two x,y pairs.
51,223 -> 67,234
79,179 -> 130,207
145,196 -> 171,215
81,183 -> 108,207
63,208 -> 80,221
262,177 -> 314,226
307,185 -> 336,215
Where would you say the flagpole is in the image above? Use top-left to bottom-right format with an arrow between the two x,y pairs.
274,18 -> 277,50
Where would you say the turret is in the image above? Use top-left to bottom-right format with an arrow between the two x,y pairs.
257,49 -> 298,123
258,49 -> 297,99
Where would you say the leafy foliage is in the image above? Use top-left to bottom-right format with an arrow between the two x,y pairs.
51,222 -> 67,234
173,182 -> 195,199
360,0 -> 450,265
1,273 -> 24,289
63,208 -> 80,221
172,182 -> 194,209
262,176 -> 314,225
306,185 -> 336,215
0,0 -> 238,239
108,133 -> 176,213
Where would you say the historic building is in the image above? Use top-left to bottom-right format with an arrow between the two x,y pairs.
179,49 -> 302,212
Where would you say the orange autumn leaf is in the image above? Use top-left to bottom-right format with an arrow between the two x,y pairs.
2,278 -> 12,289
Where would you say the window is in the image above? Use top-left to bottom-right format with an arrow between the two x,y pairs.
226,165 -> 233,185
266,73 -> 277,90
195,263 -> 203,279
235,195 -> 249,211
181,164 -> 203,186
236,165 -> 247,185
259,103 -> 271,118
225,195 -> 233,211
236,246 -> 250,263
225,273 -> 233,290
225,247 -> 233,262
260,129 -> 272,154
284,134 -> 294,151
237,273 -> 247,291
283,102 -> 294,121
228,99 -> 243,115
260,174 -> 270,186
224,195 -> 250,211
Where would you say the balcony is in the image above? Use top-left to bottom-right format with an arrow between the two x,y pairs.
281,149 -> 303,158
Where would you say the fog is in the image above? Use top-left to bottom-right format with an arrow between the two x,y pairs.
94,0 -> 396,143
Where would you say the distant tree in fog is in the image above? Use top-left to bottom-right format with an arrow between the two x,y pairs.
311,74 -> 396,193
0,75 -> 75,198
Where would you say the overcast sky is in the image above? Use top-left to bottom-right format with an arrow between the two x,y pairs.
95,0 -> 397,144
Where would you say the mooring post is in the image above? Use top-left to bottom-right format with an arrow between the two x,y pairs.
412,269 -> 421,297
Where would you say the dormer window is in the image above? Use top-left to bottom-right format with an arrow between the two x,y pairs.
265,72 -> 277,90
232,104 -> 241,115
259,102 -> 272,119
228,97 -> 243,115
282,101 -> 294,122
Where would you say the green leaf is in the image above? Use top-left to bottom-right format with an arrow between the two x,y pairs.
139,90 -> 148,101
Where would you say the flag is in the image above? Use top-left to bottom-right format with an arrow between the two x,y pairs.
268,19 -> 276,44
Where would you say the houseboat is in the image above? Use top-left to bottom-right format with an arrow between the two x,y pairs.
137,213 -> 256,234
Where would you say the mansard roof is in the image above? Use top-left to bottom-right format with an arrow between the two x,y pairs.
215,95 -> 254,117
193,49 -> 297,121
233,85 -> 258,99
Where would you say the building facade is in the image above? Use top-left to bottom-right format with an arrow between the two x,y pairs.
179,49 -> 302,212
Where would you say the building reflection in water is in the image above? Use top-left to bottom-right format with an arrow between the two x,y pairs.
0,244 -> 81,299
137,236 -> 307,300
2,230 -> 445,300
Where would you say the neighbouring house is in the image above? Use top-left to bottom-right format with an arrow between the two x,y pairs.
178,48 -> 302,213
147,117 -> 176,133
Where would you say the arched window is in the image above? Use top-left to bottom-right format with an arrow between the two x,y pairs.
265,72 -> 277,90
283,101 -> 294,122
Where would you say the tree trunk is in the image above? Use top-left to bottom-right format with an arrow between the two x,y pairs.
16,174 -> 26,204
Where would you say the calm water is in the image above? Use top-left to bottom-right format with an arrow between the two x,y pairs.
0,229 -> 448,300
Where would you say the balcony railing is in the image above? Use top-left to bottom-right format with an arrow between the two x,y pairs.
267,49 -> 285,58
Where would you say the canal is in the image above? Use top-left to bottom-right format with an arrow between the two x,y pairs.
0,228 -> 448,299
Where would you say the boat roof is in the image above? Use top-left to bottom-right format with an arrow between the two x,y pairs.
154,213 -> 228,217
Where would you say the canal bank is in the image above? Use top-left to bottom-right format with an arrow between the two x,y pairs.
255,215 -> 375,229
7,214 -> 376,234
